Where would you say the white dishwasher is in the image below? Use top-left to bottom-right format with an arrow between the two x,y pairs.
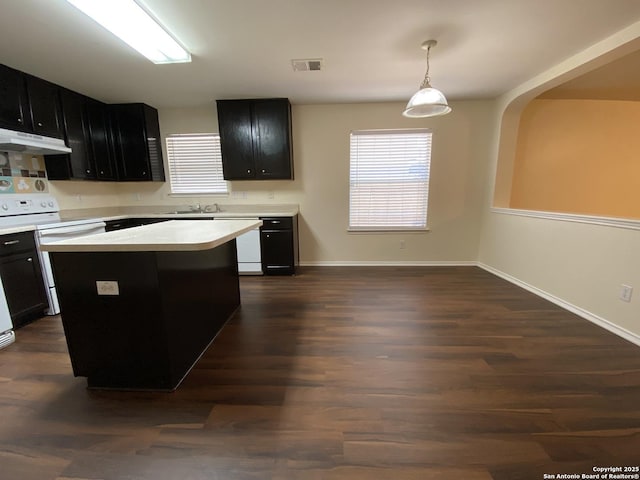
223,218 -> 262,275
36,220 -> 107,314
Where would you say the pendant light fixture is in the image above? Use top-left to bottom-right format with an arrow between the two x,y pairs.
403,40 -> 451,118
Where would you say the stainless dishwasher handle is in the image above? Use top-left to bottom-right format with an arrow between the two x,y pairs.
3,240 -> 20,246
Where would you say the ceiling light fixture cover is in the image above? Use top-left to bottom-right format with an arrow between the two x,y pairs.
403,40 -> 451,118
65,0 -> 191,64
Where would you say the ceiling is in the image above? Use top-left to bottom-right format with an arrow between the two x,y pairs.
1,0 -> 640,108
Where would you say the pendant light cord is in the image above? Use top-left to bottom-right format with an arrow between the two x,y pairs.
420,44 -> 432,89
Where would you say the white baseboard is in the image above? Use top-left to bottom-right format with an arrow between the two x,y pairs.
478,263 -> 640,348
299,260 -> 477,267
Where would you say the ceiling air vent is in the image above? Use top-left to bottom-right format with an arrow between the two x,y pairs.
291,58 -> 323,72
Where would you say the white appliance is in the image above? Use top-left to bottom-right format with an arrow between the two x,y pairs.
0,193 -> 105,316
223,218 -> 262,275
0,127 -> 71,155
36,220 -> 106,314
0,275 -> 15,350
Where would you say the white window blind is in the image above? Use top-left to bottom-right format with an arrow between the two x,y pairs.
349,129 -> 432,231
166,133 -> 228,194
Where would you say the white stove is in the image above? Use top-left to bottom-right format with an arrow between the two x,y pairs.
0,193 -> 106,316
0,194 -> 61,228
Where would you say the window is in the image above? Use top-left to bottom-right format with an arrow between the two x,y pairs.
349,129 -> 432,231
166,133 -> 228,194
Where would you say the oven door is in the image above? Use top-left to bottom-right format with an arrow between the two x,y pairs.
36,221 -> 106,315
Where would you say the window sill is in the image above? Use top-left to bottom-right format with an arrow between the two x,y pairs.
348,228 -> 430,234
168,192 -> 229,197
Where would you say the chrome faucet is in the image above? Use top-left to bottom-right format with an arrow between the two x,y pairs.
204,203 -> 220,213
189,203 -> 202,213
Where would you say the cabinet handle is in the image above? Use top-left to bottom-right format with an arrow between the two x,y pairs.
86,169 -> 91,174
3,240 -> 20,246
270,220 -> 281,224
266,234 -> 270,238
246,169 -> 251,174
37,122 -> 43,127
17,118 -> 23,124
100,171 -> 104,175
261,169 -> 266,173
27,257 -> 33,262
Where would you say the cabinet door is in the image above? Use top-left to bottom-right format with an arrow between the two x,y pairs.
217,100 -> 255,179
253,99 -> 293,179
142,104 -> 165,181
260,229 -> 294,274
0,252 -> 48,328
63,89 -> 95,179
111,104 -> 150,180
44,92 -> 106,180
0,64 -> 31,131
26,75 -> 62,138
110,103 -> 164,182
86,99 -> 116,180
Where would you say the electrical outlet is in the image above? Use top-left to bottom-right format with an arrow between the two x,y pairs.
399,240 -> 406,250
620,284 -> 633,302
96,281 -> 119,296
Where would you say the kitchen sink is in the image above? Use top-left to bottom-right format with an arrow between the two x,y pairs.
166,206 -> 224,214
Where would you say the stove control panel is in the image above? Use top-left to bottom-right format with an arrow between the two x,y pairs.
0,194 -> 59,217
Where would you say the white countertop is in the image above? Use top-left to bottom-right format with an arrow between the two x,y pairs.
0,225 -> 36,236
59,203 -> 299,223
0,204 -> 298,237
40,219 -> 262,253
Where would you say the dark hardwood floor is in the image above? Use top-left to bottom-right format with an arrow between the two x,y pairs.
1,266 -> 639,479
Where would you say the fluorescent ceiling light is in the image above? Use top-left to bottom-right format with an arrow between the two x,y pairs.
66,0 -> 191,64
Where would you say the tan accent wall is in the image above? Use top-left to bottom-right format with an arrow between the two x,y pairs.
511,98 -> 640,218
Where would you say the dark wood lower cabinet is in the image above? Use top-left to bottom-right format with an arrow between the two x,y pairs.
0,231 -> 48,328
104,217 -> 169,231
260,216 -> 298,275
50,240 -> 240,391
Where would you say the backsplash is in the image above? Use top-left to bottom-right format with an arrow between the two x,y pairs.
0,151 -> 49,194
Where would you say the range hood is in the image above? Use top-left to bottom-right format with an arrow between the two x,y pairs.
0,128 -> 71,155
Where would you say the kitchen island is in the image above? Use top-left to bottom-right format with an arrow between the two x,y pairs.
41,219 -> 262,391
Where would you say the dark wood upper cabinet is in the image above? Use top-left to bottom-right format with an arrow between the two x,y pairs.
25,74 -> 63,139
0,64 -> 31,132
86,98 -> 116,180
110,103 -> 165,182
45,89 -> 94,180
1,64 -> 164,183
217,98 -> 293,180
45,93 -> 119,182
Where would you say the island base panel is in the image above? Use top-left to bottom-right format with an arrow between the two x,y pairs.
50,241 -> 240,391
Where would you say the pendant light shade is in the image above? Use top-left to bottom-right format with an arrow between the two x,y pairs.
403,40 -> 451,118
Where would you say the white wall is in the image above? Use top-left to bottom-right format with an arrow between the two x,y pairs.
289,102 -> 494,265
50,100 -> 495,265
478,21 -> 640,341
